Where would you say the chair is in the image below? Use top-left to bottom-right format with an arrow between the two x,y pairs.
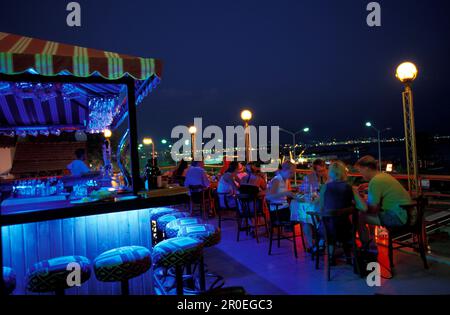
157,212 -> 191,241
236,188 -> 268,243
188,185 -> 212,220
308,207 -> 356,281
214,190 -> 237,228
152,236 -> 204,295
27,255 -> 91,295
94,246 -> 152,295
177,223 -> 223,292
149,207 -> 179,247
3,267 -> 16,295
267,202 -> 299,258
165,217 -> 204,239
387,195 -> 429,275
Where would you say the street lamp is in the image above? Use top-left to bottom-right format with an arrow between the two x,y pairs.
189,126 -> 197,160
396,61 -> 419,194
279,127 -> 311,185
240,109 -> 252,162
142,137 -> 155,163
365,122 -> 391,172
103,129 -> 112,139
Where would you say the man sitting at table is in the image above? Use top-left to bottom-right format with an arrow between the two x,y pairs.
184,160 -> 210,191
355,155 -> 412,249
67,148 -> 90,176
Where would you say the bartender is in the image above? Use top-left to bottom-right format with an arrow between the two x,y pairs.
67,148 -> 90,176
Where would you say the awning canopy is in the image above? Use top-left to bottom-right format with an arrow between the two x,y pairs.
0,32 -> 163,135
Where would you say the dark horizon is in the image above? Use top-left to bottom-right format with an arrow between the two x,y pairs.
0,0 -> 449,145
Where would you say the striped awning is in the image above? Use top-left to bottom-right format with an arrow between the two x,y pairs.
0,32 -> 163,134
0,32 -> 162,80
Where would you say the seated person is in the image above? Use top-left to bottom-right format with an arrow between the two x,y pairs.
319,161 -> 365,264
171,159 -> 188,185
240,162 -> 267,194
67,148 -> 90,176
266,161 -> 297,222
184,160 -> 210,192
355,155 -> 412,249
217,161 -> 240,209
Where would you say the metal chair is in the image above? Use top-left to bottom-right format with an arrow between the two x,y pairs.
236,187 -> 268,243
387,195 -> 429,275
213,190 -> 237,229
188,185 -> 212,220
267,202 -> 299,258
308,207 -> 356,281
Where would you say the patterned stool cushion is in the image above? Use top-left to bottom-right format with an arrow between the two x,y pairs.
157,212 -> 190,232
149,207 -> 178,222
94,246 -> 151,282
165,217 -> 204,239
3,267 -> 16,295
152,237 -> 203,268
27,256 -> 91,293
177,224 -> 221,247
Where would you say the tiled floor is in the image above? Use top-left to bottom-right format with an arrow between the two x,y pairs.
203,216 -> 450,295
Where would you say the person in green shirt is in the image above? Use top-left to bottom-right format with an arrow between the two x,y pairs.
355,155 -> 412,248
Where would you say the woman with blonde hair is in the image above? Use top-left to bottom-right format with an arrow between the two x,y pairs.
318,160 -> 365,265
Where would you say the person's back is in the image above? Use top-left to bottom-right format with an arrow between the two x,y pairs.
322,181 -> 354,213
184,165 -> 210,189
368,173 -> 411,224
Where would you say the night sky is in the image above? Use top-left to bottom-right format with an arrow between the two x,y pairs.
1,0 -> 449,145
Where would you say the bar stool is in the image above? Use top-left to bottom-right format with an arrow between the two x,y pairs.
94,245 -> 151,295
177,223 -> 223,292
157,212 -> 190,241
3,267 -> 16,295
27,256 -> 91,295
165,217 -> 204,239
152,236 -> 204,295
150,207 -> 179,246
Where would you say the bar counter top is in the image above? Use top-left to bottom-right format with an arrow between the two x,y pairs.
0,186 -> 189,226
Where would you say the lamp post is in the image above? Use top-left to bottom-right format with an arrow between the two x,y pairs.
143,137 -> 155,164
365,122 -> 391,172
189,126 -> 197,160
279,127 -> 310,185
240,109 -> 252,162
396,61 -> 419,195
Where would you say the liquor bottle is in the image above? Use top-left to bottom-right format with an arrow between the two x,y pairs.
152,158 -> 162,188
144,159 -> 153,191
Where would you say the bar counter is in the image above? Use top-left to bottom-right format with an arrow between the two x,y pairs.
1,186 -> 189,295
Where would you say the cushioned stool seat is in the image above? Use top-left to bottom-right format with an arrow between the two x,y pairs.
3,267 -> 16,295
165,217 -> 204,239
157,212 -> 190,237
150,207 -> 179,246
27,255 -> 91,295
152,237 -> 203,295
177,224 -> 222,292
177,224 -> 221,248
94,246 -> 151,295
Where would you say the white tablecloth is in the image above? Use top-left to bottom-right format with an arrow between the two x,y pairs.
290,199 -> 319,224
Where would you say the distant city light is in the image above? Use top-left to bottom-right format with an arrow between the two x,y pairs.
161,139 -> 167,144
184,139 -> 190,146
365,122 -> 372,127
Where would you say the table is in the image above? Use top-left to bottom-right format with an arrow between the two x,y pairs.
290,199 -> 320,224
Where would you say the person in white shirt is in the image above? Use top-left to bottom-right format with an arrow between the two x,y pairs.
184,161 -> 210,190
67,148 -> 90,176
